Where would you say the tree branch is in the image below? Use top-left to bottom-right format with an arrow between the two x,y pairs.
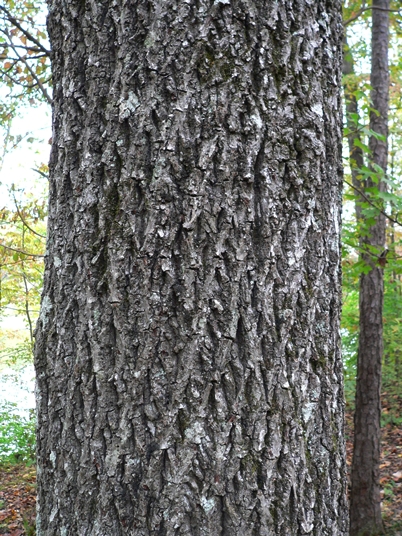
344,6 -> 401,27
5,31 -> 52,104
0,243 -> 44,258
344,178 -> 402,227
12,192 -> 46,239
21,227 -> 35,343
32,167 -> 49,179
0,304 -> 40,314
0,5 -> 50,56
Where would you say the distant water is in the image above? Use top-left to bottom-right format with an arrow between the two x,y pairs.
0,365 -> 35,417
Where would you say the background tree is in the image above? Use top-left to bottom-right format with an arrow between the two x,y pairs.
34,0 -> 348,534
342,1 -> 402,532
349,3 -> 389,532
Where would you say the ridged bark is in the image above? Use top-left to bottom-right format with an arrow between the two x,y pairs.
35,1 -> 347,534
350,1 -> 389,534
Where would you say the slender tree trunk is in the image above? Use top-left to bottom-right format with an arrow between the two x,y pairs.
349,1 -> 389,534
343,36 -> 365,223
35,1 -> 348,534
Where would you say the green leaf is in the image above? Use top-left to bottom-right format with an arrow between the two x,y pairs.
353,138 -> 371,154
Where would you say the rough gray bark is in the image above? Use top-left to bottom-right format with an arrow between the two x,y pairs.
349,1 -> 389,534
35,1 -> 347,534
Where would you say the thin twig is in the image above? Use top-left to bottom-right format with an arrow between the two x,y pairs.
21,227 -> 34,343
344,178 -> 402,227
6,31 -> 52,104
343,238 -> 385,259
344,6 -> 401,26
0,56 -> 19,70
0,305 -> 40,314
0,243 -> 44,258
0,5 -> 50,56
1,70 -> 28,86
32,168 -> 49,179
12,192 -> 46,239
0,42 -> 44,54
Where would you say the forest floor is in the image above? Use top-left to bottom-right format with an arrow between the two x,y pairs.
0,407 -> 400,535
0,464 -> 35,535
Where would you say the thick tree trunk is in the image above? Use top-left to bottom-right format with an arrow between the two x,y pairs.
349,1 -> 389,535
35,1 -> 347,534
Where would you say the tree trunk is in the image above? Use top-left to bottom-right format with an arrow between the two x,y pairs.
349,1 -> 389,534
342,35 -> 364,222
35,1 -> 348,534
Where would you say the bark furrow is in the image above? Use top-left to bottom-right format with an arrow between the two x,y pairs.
35,1 -> 347,534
